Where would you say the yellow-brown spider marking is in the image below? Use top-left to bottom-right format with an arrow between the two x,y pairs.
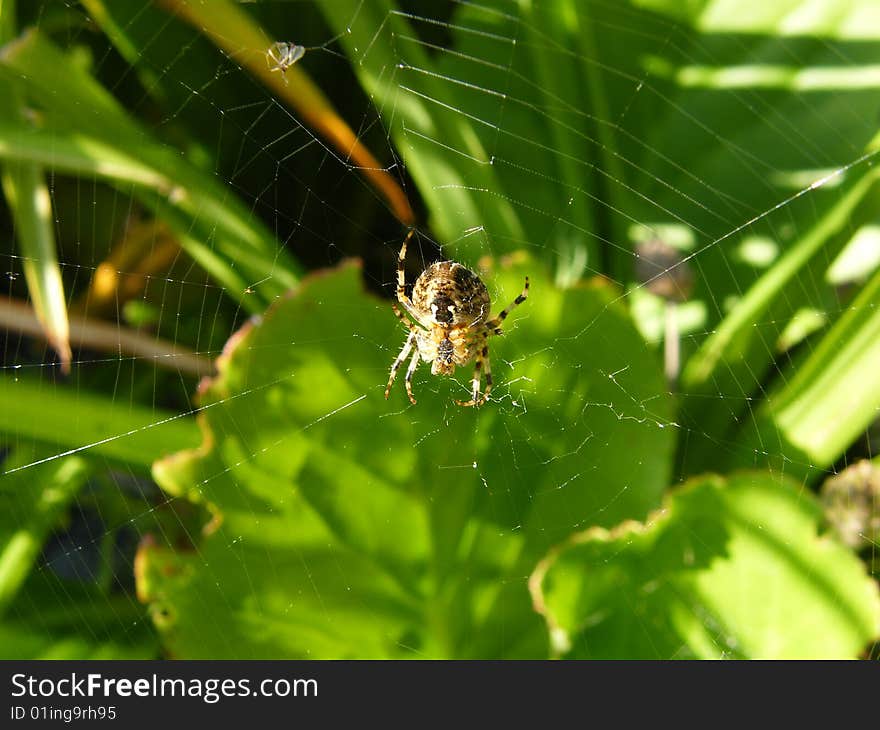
384,230 -> 529,407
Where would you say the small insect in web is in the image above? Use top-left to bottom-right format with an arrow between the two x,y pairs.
266,41 -> 305,82
385,230 -> 529,407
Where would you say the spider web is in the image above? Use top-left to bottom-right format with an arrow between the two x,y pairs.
1,0 -> 879,659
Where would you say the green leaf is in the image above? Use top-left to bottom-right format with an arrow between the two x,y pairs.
0,375 -> 200,470
0,9 -> 71,372
78,0 -> 166,98
530,472 -> 880,659
731,264 -> 880,478
680,157 -> 880,455
0,30 -> 301,312
0,625 -> 155,660
0,2 -> 13,43
0,444 -> 158,659
147,0 -> 413,225
141,258 -> 674,658
1,159 -> 72,370
314,0 -> 529,256
0,123 -> 169,189
0,449 -> 90,614
618,1 -> 880,459
0,573 -> 157,659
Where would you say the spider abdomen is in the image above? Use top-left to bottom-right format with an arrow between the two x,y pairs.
411,261 -> 491,327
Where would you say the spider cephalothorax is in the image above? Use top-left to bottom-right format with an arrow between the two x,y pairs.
384,230 -> 529,407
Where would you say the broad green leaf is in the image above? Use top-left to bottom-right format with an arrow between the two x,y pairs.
0,375 -> 200,470
0,30 -> 301,312
531,472 -> 880,659
141,258 -> 674,658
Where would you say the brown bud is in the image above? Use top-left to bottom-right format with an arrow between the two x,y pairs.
634,238 -> 694,302
820,460 -> 880,550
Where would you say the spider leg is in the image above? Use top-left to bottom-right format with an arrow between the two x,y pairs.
404,346 -> 421,405
481,348 -> 493,404
392,302 -> 425,333
455,340 -> 492,407
396,229 -> 424,323
385,330 -> 416,400
485,276 -> 529,332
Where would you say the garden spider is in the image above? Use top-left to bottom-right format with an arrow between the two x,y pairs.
266,41 -> 305,82
384,230 -> 529,407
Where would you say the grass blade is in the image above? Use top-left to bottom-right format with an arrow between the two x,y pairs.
732,264 -> 880,480
314,0 -> 527,253
153,0 -> 414,226
679,144 -> 880,463
0,452 -> 89,615
0,160 -> 72,371
0,30 -> 301,312
0,375 -> 201,470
